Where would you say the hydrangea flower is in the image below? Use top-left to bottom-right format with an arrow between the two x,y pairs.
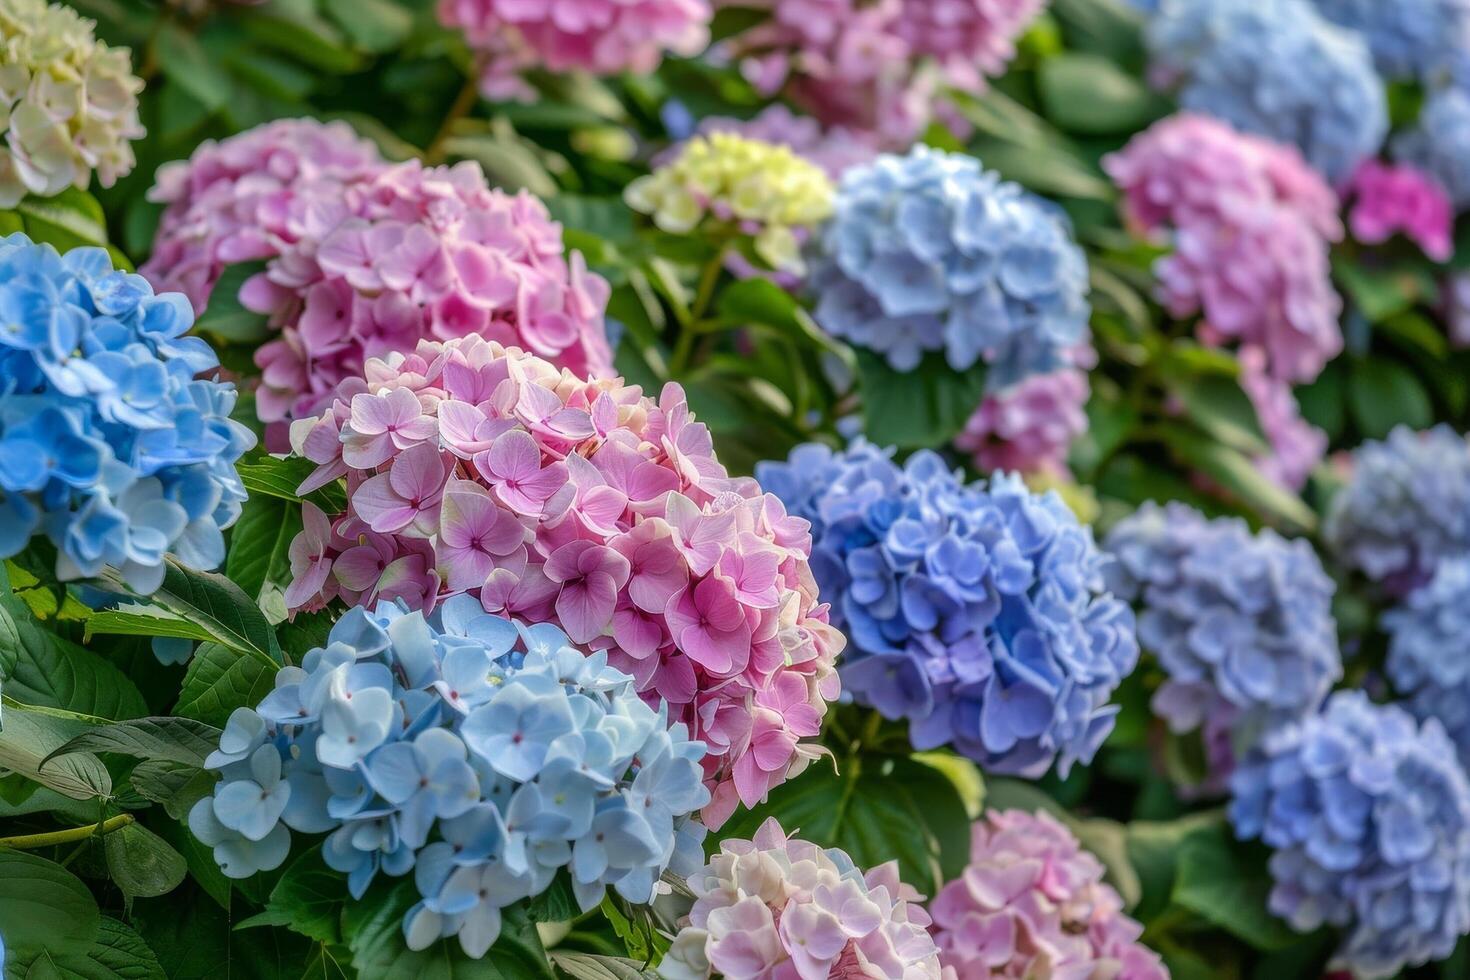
1143,0 -> 1387,183
1394,86 -> 1470,210
0,234 -> 253,592
1230,691 -> 1470,979
1104,113 -> 1344,383
658,817 -> 942,980
1308,0 -> 1470,81
931,809 -> 1167,980
143,127 -> 613,437
0,0 -> 145,207
1384,558 -> 1470,766
1343,160 -> 1454,261
1238,346 -> 1327,491
283,336 -> 843,825
693,106 -> 878,180
757,441 -> 1138,777
625,132 -> 835,276
1323,425 -> 1470,595
810,146 -> 1090,380
191,599 -> 710,958
437,0 -> 711,100
955,361 -> 1090,478
1104,503 -> 1340,779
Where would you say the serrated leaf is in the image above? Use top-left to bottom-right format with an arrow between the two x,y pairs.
226,496 -> 304,601
130,758 -> 216,821
45,716 -> 221,769
0,700 -> 112,800
105,821 -> 188,901
84,604 -> 217,646
550,952 -> 657,980
252,846 -> 346,945
12,915 -> 172,979
102,559 -> 283,668
175,642 -> 276,728
237,456 -> 348,514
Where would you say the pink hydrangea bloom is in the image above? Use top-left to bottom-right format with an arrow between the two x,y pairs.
955,366 -> 1090,477
659,818 -> 943,980
283,336 -> 843,826
1105,113 -> 1345,383
1238,346 -> 1327,492
1344,159 -> 1454,262
438,0 -> 712,99
931,810 -> 1168,980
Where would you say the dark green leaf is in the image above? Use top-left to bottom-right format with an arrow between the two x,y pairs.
227,496 -> 304,601
526,871 -> 580,924
855,349 -> 989,451
0,851 -> 101,955
1167,374 -> 1269,455
103,560 -> 283,668
1157,423 -> 1317,532
45,717 -> 220,769
0,700 -> 112,800
175,642 -> 276,728
7,915 -> 169,980
1172,822 -> 1297,951
1348,358 -> 1433,439
549,952 -> 657,980
133,881 -> 312,979
153,819 -> 232,910
1127,811 -> 1226,922
85,604 -> 217,646
237,456 -> 347,514
105,821 -> 189,901
321,0 -> 412,52
130,758 -> 216,821
250,846 -> 345,945
156,22 -> 232,111
195,262 -> 271,343
1038,52 -> 1167,135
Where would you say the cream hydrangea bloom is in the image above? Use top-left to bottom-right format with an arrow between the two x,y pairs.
626,132 -> 834,275
0,0 -> 144,207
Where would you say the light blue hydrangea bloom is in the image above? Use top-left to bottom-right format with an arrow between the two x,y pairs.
1383,558 -> 1470,765
756,440 -> 1137,777
1323,425 -> 1470,595
808,146 -> 1090,381
1230,691 -> 1470,979
190,599 -> 709,960
1395,85 -> 1470,209
1105,502 -> 1340,763
0,233 -> 252,593
1145,0 -> 1387,182
1309,0 -> 1470,81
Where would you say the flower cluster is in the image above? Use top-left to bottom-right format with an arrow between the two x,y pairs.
1104,113 -> 1344,383
810,146 -> 1091,380
1323,425 -> 1470,594
0,0 -> 145,207
930,809 -> 1167,980
716,0 -> 1043,149
1383,558 -> 1470,765
144,127 -> 613,436
694,106 -> 877,180
1104,503 -> 1340,772
1343,160 -> 1454,261
625,132 -> 835,276
658,817 -> 942,980
190,600 -> 710,958
1230,691 -> 1470,979
1143,0 -> 1387,183
954,365 -> 1089,477
1395,86 -> 1470,210
757,441 -> 1138,777
1238,346 -> 1327,491
0,234 -> 253,591
437,0 -> 711,100
1308,0 -> 1470,81
284,335 -> 843,825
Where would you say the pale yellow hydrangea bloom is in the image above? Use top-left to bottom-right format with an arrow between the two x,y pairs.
625,132 -> 834,274
0,0 -> 144,207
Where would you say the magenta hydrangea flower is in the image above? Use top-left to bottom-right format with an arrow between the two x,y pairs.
659,818 -> 943,980
930,810 -> 1168,980
955,353 -> 1092,477
1238,346 -> 1327,491
283,335 -> 843,826
1104,112 -> 1344,383
438,0 -> 712,99
1343,159 -> 1454,262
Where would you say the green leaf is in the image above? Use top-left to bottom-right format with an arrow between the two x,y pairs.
252,846 -> 346,945
1172,822 -> 1298,951
525,871 -> 580,925
549,952 -> 657,980
130,758 -> 216,821
153,819 -> 232,910
103,560 -> 283,668
105,821 -> 189,901
967,135 -> 1114,201
227,496 -> 305,601
1038,52 -> 1167,135
84,603 -> 217,646
156,22 -> 232,111
132,882 -> 313,980
0,851 -> 101,954
1127,811 -> 1226,922
0,700 -> 112,800
855,349 -> 989,451
321,0 -> 412,52
1157,423 -> 1317,532
175,642 -> 276,728
44,716 -> 221,769
1166,373 -> 1269,455
1334,259 -> 1433,323
194,261 -> 271,343
16,188 -> 109,250
441,135 -> 559,197
1348,358 -> 1433,440
240,10 -> 366,74
237,455 -> 347,514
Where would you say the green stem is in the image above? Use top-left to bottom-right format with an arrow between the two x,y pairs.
858,709 -> 883,753
425,63 -> 484,165
0,813 -> 134,850
669,249 -> 729,378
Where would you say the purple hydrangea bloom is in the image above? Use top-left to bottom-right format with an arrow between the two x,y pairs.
1394,85 -> 1470,209
1383,558 -> 1470,766
1308,0 -> 1470,81
1230,691 -> 1470,978
756,441 -> 1138,778
1105,502 -> 1341,782
1323,425 -> 1470,595
809,146 -> 1090,381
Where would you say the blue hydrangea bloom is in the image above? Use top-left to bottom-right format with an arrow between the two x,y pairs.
1395,85 -> 1470,208
1145,0 -> 1387,182
756,441 -> 1137,777
1309,0 -> 1470,80
1104,502 -> 1340,757
1230,691 -> 1470,978
808,146 -> 1090,381
0,233 -> 252,593
1383,558 -> 1470,765
1323,425 -> 1470,595
190,599 -> 709,960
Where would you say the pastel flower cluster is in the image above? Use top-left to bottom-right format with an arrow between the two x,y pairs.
189,600 -> 709,958
1343,160 -> 1454,261
1394,86 -> 1470,210
695,106 -> 877,180
0,0 -> 145,207
1143,0 -> 1387,183
1323,425 -> 1470,595
437,0 -> 711,100
0,234 -> 253,592
955,363 -> 1090,478
284,335 -> 843,825
716,0 -> 1043,149
1383,559 -> 1470,765
1105,113 -> 1344,383
658,817 -> 942,980
1104,503 -> 1340,771
757,441 -> 1138,777
930,809 -> 1167,980
811,146 -> 1091,379
625,132 -> 835,276
1308,0 -> 1470,81
1230,691 -> 1470,979
1238,346 -> 1327,491
144,123 -> 613,436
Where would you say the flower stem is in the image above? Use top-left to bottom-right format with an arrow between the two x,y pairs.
425,63 -> 484,165
669,248 -> 728,378
0,813 -> 134,850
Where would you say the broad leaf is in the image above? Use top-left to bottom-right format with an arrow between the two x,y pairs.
130,758 -> 217,821
193,261 -> 271,342
45,717 -> 221,769
855,350 -> 989,452
105,821 -> 189,901
175,642 -> 276,728
84,604 -> 218,646
226,496 -> 304,601
237,455 -> 347,514
102,560 -> 283,668
0,851 -> 101,954
0,700 -> 112,800
1171,822 -> 1298,951
550,952 -> 658,980
240,846 -> 345,945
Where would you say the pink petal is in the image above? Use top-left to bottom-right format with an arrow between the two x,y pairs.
556,575 -> 617,643
352,474 -> 416,533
